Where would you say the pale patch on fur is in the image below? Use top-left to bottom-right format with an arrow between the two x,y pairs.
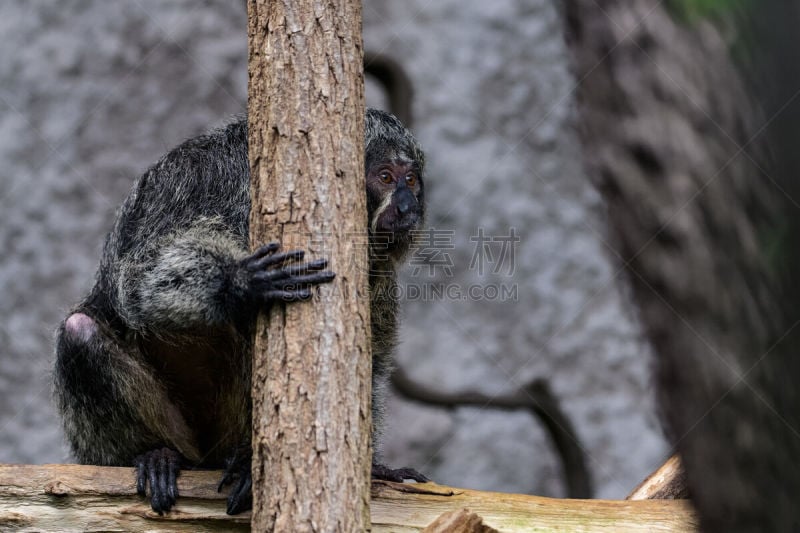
371,192 -> 394,234
64,313 -> 97,343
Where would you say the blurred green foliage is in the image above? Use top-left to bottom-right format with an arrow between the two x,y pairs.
668,0 -> 751,24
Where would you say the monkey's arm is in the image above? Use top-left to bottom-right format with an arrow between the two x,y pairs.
114,218 -> 333,334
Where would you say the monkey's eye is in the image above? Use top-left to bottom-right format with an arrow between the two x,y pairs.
379,171 -> 394,184
405,174 -> 417,187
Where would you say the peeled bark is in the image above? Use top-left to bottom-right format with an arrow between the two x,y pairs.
627,455 -> 688,501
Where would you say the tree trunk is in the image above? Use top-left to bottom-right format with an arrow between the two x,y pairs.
247,1 -> 369,531
564,1 -> 800,531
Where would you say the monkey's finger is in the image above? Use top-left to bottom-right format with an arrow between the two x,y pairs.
282,258 -> 329,276
273,271 -> 336,289
252,269 -> 291,283
156,451 -> 170,512
371,464 -> 430,483
135,457 -> 147,496
247,249 -> 305,271
227,474 -> 253,515
394,467 -> 429,483
217,471 -> 234,492
167,455 -> 179,506
251,261 -> 331,286
249,242 -> 281,260
151,493 -> 164,515
263,289 -> 312,302
147,456 -> 162,514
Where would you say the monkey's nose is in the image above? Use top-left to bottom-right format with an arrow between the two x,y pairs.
395,189 -> 415,215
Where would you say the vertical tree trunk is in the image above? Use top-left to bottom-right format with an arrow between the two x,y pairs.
564,1 -> 800,531
247,1 -> 369,531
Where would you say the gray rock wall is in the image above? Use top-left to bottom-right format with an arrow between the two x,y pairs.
0,0 -> 667,499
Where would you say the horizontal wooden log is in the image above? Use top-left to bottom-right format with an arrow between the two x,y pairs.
0,464 -> 698,532
371,481 -> 698,532
0,464 -> 247,532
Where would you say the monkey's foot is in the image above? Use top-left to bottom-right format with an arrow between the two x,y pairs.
240,242 -> 335,304
135,447 -> 181,514
371,462 -> 429,483
218,447 -> 252,515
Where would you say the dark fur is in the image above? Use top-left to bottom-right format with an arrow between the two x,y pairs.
54,108 -> 426,513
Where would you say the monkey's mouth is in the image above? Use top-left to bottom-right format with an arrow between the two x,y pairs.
390,215 -> 419,233
375,211 -> 420,236
370,213 -> 419,256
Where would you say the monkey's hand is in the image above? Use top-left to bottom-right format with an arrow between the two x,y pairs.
371,462 -> 429,483
135,447 -> 181,514
239,242 -> 335,304
218,446 -> 252,515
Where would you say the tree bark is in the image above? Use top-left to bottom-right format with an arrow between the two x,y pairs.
247,1 -> 369,531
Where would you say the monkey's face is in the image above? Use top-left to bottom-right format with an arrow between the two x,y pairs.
366,156 -> 424,261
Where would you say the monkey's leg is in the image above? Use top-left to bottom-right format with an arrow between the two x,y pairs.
54,312 -> 200,514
